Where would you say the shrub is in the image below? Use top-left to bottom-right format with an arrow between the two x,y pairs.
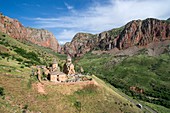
23,104 -> 28,109
0,52 -> 10,58
74,101 -> 81,112
16,57 -> 23,62
0,87 -> 5,96
14,47 -> 42,64
20,66 -> 24,68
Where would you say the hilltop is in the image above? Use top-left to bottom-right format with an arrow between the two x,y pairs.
0,73 -> 143,113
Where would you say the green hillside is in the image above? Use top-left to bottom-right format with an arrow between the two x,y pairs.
76,50 -> 170,112
0,32 -> 143,112
0,31 -> 67,66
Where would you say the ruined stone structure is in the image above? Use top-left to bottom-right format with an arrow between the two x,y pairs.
63,55 -> 75,75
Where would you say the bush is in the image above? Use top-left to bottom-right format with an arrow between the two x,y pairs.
16,57 -> 23,62
23,104 -> 28,109
14,47 -> 42,64
74,101 -> 81,112
0,52 -> 10,58
20,66 -> 24,68
0,87 -> 5,96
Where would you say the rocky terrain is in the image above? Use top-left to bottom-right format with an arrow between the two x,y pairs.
61,33 -> 97,57
0,13 -> 60,52
63,18 -> 170,57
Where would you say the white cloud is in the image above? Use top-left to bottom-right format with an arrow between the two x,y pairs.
56,29 -> 78,44
64,2 -> 74,10
27,0 -> 170,44
64,2 -> 77,14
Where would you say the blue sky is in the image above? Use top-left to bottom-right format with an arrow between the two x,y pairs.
0,0 -> 170,44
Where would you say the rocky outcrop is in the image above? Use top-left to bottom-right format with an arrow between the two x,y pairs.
0,13 -> 60,52
62,33 -> 98,57
63,18 -> 170,57
115,18 -> 170,49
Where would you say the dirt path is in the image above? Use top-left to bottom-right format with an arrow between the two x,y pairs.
36,82 -> 46,94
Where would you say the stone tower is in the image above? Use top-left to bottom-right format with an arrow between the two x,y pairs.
52,59 -> 59,72
63,55 -> 75,75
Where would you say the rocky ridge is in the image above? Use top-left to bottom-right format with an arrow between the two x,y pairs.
63,18 -> 170,57
0,13 -> 60,52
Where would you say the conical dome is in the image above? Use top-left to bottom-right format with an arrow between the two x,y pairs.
67,55 -> 72,61
53,58 -> 57,64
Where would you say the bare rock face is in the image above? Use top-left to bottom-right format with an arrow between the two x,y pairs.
0,13 -> 60,52
115,18 -> 170,49
62,33 -> 98,57
63,18 -> 170,57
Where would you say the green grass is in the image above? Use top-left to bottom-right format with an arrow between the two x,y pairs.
140,101 -> 170,113
77,52 -> 170,110
108,26 -> 125,37
0,31 -> 65,66
74,84 -> 98,95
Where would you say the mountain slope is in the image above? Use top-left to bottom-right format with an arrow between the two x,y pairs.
0,31 -> 63,67
0,31 -> 144,113
63,18 -> 170,57
76,48 -> 170,112
0,13 -> 60,52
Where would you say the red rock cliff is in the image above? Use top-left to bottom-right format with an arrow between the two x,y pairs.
0,13 -> 60,52
62,18 -> 170,57
115,18 -> 170,49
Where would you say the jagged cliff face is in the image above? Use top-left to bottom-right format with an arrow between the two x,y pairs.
116,18 -> 170,49
0,13 -> 60,52
62,33 -> 98,57
63,18 -> 170,57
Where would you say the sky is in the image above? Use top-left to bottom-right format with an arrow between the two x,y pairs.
0,0 -> 170,44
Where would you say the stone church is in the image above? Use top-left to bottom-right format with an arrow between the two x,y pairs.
49,55 -> 76,82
